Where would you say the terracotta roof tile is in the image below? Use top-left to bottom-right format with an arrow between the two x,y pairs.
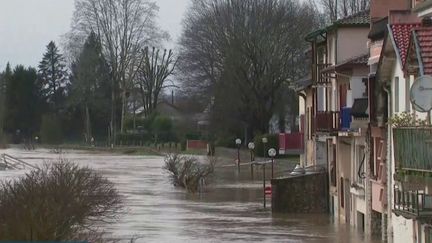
335,9 -> 370,25
414,27 -> 432,75
390,23 -> 421,66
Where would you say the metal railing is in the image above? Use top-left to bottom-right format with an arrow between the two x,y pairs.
393,127 -> 432,172
313,63 -> 332,84
314,111 -> 340,132
0,153 -> 37,170
393,186 -> 432,217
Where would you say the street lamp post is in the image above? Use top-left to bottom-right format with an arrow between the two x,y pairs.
248,142 -> 255,179
268,148 -> 277,179
263,163 -> 266,208
262,137 -> 268,158
235,138 -> 242,172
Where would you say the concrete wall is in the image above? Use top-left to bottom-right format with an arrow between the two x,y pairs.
392,215 -> 415,243
337,28 -> 370,63
271,172 -> 329,213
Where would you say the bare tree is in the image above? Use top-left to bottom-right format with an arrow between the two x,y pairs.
0,160 -> 122,241
67,0 -> 168,143
316,0 -> 369,22
136,47 -> 177,117
178,0 -> 321,135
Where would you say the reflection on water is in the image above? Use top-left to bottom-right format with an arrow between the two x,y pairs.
0,149 -> 381,243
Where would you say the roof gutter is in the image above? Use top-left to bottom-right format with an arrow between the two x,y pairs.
412,30 -> 425,75
387,24 -> 403,64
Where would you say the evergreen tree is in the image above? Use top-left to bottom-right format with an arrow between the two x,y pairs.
70,32 -> 111,141
38,41 -> 68,112
4,66 -> 43,139
0,63 -> 11,136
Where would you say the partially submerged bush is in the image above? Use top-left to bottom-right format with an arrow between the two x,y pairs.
0,160 -> 122,241
163,154 -> 215,193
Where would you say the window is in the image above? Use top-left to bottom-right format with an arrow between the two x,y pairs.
362,78 -> 368,98
395,77 -> 399,113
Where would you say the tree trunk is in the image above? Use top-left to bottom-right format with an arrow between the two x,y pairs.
85,104 -> 92,145
121,89 -> 126,133
110,77 -> 116,147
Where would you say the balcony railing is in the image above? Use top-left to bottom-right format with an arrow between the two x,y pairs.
312,64 -> 332,84
314,111 -> 340,133
394,186 -> 432,218
393,127 -> 432,172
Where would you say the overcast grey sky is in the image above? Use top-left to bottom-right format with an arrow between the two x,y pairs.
0,0 -> 190,70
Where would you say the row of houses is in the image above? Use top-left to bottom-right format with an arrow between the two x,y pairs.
292,0 -> 432,242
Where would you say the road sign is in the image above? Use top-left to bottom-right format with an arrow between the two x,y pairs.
265,186 -> 272,195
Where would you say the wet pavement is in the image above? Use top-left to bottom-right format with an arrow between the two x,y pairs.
0,148 -> 381,242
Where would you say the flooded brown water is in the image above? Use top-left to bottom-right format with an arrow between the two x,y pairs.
0,148 -> 381,243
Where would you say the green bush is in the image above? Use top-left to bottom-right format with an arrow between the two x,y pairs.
116,132 -> 153,146
40,114 -> 63,145
185,132 -> 202,140
152,115 -> 178,143
215,135 -> 237,148
253,134 -> 279,158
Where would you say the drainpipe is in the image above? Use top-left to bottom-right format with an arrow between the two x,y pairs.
383,84 -> 393,243
299,92 -> 307,167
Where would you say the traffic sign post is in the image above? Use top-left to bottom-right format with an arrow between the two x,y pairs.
265,186 -> 272,195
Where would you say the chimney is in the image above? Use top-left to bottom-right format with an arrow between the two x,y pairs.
370,0 -> 411,21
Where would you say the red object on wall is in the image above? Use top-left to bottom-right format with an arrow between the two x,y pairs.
186,140 -> 208,150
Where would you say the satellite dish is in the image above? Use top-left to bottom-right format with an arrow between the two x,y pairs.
410,75 -> 432,112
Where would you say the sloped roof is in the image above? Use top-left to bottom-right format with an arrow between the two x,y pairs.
334,9 -> 370,26
306,10 -> 370,41
413,27 -> 432,75
390,23 -> 421,67
294,75 -> 312,91
321,53 -> 369,72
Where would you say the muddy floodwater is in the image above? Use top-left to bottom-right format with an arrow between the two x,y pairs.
0,148 -> 381,243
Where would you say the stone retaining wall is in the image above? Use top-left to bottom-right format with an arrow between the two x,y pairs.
271,172 -> 329,213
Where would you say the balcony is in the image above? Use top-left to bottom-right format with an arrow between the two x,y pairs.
393,187 -> 432,218
312,64 -> 332,84
278,132 -> 304,155
393,127 -> 432,173
314,111 -> 340,133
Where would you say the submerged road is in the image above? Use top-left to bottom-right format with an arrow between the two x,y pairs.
0,148 -> 381,242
